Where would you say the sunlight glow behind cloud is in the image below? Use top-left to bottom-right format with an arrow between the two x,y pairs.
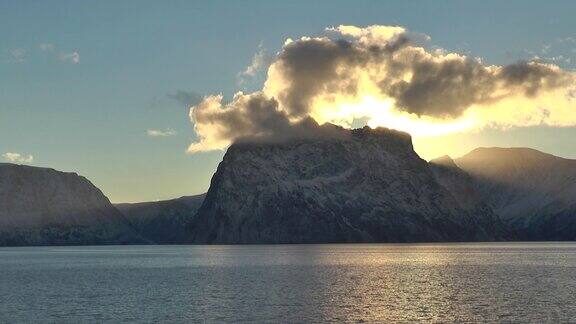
188,25 -> 576,153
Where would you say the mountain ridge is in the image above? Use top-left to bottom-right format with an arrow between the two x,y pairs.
1,133 -> 575,245
0,163 -> 145,246
453,147 -> 576,240
188,126 -> 509,243
116,194 -> 205,244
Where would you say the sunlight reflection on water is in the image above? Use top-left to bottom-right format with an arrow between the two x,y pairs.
0,243 -> 575,322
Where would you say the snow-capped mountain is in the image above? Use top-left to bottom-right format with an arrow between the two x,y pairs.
189,126 -> 509,243
0,163 -> 143,246
454,148 -> 576,240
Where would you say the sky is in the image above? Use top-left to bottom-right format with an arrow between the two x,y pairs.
1,0 -> 576,203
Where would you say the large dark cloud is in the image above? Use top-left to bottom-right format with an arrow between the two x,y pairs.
386,56 -> 497,117
500,61 -> 569,96
188,92 -> 345,152
271,36 -> 411,118
194,94 -> 290,142
188,25 -> 576,152
268,34 -> 572,118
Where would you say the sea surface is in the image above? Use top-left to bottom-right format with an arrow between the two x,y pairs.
0,243 -> 575,323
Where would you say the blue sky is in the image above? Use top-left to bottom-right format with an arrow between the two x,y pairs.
2,0 -> 576,202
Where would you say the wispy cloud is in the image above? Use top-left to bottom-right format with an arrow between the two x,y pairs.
7,48 -> 26,63
3,152 -> 34,164
237,43 -> 273,85
147,128 -> 177,137
167,90 -> 203,108
39,42 -> 80,64
59,51 -> 80,64
525,37 -> 576,67
5,43 -> 80,65
39,43 -> 55,52
557,37 -> 576,44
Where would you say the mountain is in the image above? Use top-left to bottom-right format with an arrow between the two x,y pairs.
3,140 -> 572,245
188,126 -> 509,244
454,148 -> 576,240
0,163 -> 144,246
429,155 -> 500,216
116,194 -> 205,244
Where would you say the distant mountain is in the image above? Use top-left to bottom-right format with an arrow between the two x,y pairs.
454,148 -> 576,240
429,155 -> 502,217
116,194 -> 205,244
189,126 -> 509,243
0,163 -> 144,246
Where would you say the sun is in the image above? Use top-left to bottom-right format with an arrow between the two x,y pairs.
311,96 -> 478,137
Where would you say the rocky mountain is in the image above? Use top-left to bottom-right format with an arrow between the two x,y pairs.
3,138 -> 572,245
429,156 -> 497,214
189,126 -> 509,243
116,194 -> 205,244
454,148 -> 576,240
0,163 -> 144,246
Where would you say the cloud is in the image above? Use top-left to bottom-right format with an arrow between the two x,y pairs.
147,128 -> 177,137
238,44 -> 273,85
266,28 -> 572,119
326,25 -> 408,45
188,92 -> 344,153
59,51 -> 80,64
167,90 -> 203,108
38,43 -> 80,64
188,25 -> 576,152
557,37 -> 576,43
39,43 -> 55,52
189,93 -> 291,152
7,48 -> 26,63
3,152 -> 33,163
524,38 -> 576,67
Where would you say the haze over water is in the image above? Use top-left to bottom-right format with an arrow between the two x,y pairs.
1,243 -> 575,322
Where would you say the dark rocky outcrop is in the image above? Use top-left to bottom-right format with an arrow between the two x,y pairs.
189,126 -> 509,243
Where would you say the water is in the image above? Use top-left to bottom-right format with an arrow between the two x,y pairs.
0,243 -> 575,323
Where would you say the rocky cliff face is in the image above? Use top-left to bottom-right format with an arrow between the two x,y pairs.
116,194 -> 205,244
455,148 -> 576,240
0,163 -> 143,246
189,126 -> 508,243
